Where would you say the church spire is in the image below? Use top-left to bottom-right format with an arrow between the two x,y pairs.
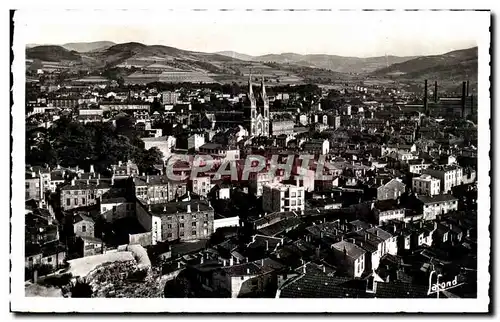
261,75 -> 267,100
248,73 -> 256,107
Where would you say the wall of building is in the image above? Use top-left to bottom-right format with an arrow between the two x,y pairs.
214,216 -> 240,231
101,201 -> 135,222
74,220 -> 94,238
136,202 -> 153,232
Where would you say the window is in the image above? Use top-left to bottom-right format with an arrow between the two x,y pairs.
113,206 -> 117,212
167,224 -> 172,229
180,232 -> 184,237
291,192 -> 296,198
191,230 -> 197,236
25,183 -> 30,189
291,200 -> 296,206
67,199 -> 71,206
180,216 -> 184,220
192,222 -> 197,227
47,257 -> 52,263
180,223 -> 184,228
82,225 -> 86,232
167,233 -> 172,238
82,198 -> 85,204
74,198 -> 78,205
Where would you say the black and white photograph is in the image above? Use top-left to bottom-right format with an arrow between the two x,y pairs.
9,7 -> 491,313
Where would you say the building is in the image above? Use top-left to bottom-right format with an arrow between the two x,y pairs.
302,139 -> 330,155
59,179 -> 111,211
134,175 -> 187,204
423,165 -> 463,193
412,174 -> 441,196
191,175 -> 212,198
162,91 -> 181,105
262,182 -> 305,213
247,77 -> 270,137
373,201 -> 405,225
376,178 -> 406,201
73,213 -> 95,238
331,240 -> 366,278
406,159 -> 432,175
417,194 -> 459,220
135,198 -> 215,244
100,196 -> 136,222
112,160 -> 139,179
271,120 -> 295,136
78,236 -> 104,257
188,133 -> 206,151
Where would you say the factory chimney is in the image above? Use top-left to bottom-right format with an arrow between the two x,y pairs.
461,81 -> 467,118
434,81 -> 438,103
466,80 -> 470,96
424,80 -> 428,114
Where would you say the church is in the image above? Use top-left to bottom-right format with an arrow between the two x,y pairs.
244,76 -> 270,137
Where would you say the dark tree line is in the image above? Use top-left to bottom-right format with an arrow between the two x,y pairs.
26,116 -> 163,175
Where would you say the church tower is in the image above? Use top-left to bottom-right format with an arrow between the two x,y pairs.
262,76 -> 270,136
248,75 -> 257,136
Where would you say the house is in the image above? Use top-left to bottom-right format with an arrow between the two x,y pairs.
73,213 -> 95,238
194,258 -> 285,298
330,240 -> 366,278
412,174 -> 441,196
100,195 -> 136,223
376,178 -> 406,201
135,197 -> 215,244
423,165 -> 463,193
59,178 -> 111,211
77,235 -> 104,257
366,226 -> 398,256
262,182 -> 305,213
372,200 -> 405,225
416,194 -> 459,220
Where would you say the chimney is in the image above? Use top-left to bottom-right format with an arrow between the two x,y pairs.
96,179 -> 99,186
71,178 -> 75,186
461,81 -> 467,118
434,81 -> 438,103
200,256 -> 204,264
197,203 -> 200,212
246,268 -> 250,275
187,204 -> 191,213
229,257 -> 234,266
424,80 -> 428,114
90,164 -> 95,174
223,259 -> 226,266
466,80 -> 470,96
98,173 -> 100,179
146,175 -> 150,183
177,261 -> 181,269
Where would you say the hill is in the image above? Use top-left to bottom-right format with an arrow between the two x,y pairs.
26,45 -> 82,62
215,51 -> 254,61
62,41 -> 116,52
372,47 -> 478,81
216,51 -> 416,73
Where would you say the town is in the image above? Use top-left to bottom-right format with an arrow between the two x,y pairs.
24,44 -> 478,299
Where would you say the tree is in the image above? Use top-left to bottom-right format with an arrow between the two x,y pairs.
135,147 -> 164,175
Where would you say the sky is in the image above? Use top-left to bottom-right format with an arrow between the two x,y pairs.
16,10 -> 484,57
